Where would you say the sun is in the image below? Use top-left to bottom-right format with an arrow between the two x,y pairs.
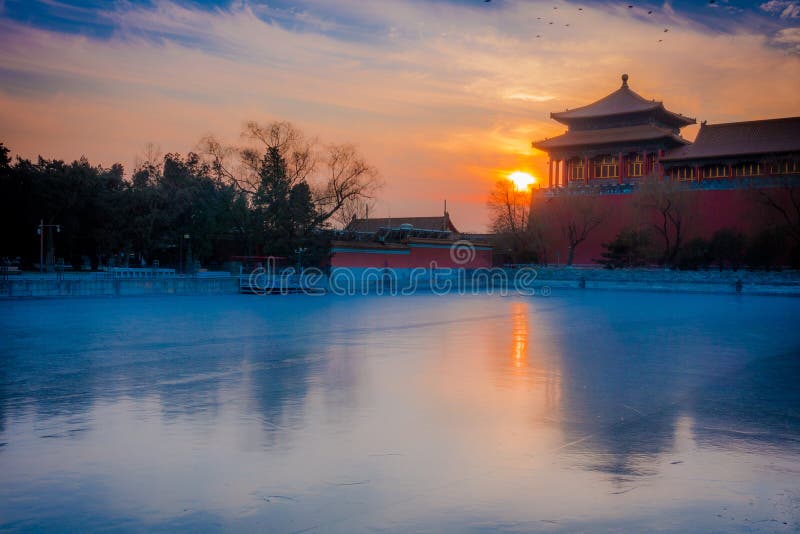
508,171 -> 536,191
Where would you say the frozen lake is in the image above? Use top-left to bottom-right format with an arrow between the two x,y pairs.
1,292 -> 799,532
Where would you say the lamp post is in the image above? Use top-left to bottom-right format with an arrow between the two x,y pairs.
295,247 -> 307,272
179,234 -> 191,274
37,219 -> 61,274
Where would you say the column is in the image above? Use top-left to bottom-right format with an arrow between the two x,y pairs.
555,160 -> 561,187
695,165 -> 701,183
584,156 -> 590,184
618,152 -> 624,184
548,160 -> 553,189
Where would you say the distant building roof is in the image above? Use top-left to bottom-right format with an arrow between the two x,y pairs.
534,124 -> 689,151
550,74 -> 695,127
661,117 -> 800,162
346,215 -> 459,234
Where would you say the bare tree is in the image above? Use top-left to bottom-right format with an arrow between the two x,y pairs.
635,177 -> 696,267
199,121 -> 379,226
199,121 -> 314,193
754,185 -> 800,248
314,144 -> 380,227
487,180 -> 544,263
332,196 -> 373,229
548,194 -> 609,266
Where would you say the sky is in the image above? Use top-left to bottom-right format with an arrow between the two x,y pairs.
0,0 -> 799,231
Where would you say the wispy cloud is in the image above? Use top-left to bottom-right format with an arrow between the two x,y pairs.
761,1 -> 800,19
0,0 -> 798,230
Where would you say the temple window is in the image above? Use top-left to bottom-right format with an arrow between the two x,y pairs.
594,156 -> 618,178
733,162 -> 762,177
703,165 -> 727,179
569,158 -> 584,181
671,166 -> 694,181
628,154 -> 644,177
769,160 -> 800,174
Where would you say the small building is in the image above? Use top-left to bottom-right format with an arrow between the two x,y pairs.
331,213 -> 492,272
345,214 -> 459,233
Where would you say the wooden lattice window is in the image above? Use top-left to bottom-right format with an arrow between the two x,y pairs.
569,159 -> 584,181
703,165 -> 727,178
628,154 -> 644,177
769,160 -> 800,174
594,156 -> 618,178
671,166 -> 695,181
733,162 -> 762,176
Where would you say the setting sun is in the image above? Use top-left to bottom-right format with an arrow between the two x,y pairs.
508,171 -> 536,191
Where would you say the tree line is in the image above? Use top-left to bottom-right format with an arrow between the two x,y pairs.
0,122 -> 380,271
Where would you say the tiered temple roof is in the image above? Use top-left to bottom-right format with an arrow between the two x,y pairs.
550,74 -> 695,127
533,74 -> 695,153
534,124 -> 686,150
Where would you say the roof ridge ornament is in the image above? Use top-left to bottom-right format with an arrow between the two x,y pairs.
621,73 -> 629,88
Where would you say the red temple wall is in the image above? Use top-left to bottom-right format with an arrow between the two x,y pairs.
330,244 -> 493,270
532,188 -> 784,265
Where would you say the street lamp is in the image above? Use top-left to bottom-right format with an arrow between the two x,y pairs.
295,247 -> 307,271
37,219 -> 60,274
179,234 -> 191,274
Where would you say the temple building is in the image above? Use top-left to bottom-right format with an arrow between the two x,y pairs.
659,117 -> 800,183
531,75 -> 800,265
533,74 -> 696,189
533,74 -> 800,192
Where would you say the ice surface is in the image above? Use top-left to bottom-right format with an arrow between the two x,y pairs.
0,292 -> 799,532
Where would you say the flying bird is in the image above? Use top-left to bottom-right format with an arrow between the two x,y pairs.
648,10 -> 653,14
664,28 -> 669,32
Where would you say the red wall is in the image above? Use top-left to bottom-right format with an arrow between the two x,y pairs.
532,187 -> 783,265
331,244 -> 493,269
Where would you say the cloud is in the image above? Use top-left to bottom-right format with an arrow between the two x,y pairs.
772,26 -> 800,52
0,0 -> 799,230
761,1 -> 800,19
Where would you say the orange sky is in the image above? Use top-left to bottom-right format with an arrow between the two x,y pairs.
1,1 -> 799,230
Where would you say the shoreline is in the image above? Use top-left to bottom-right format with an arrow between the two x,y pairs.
2,267 -> 799,298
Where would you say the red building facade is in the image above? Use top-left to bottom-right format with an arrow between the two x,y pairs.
531,75 -> 800,265
330,216 -> 492,271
